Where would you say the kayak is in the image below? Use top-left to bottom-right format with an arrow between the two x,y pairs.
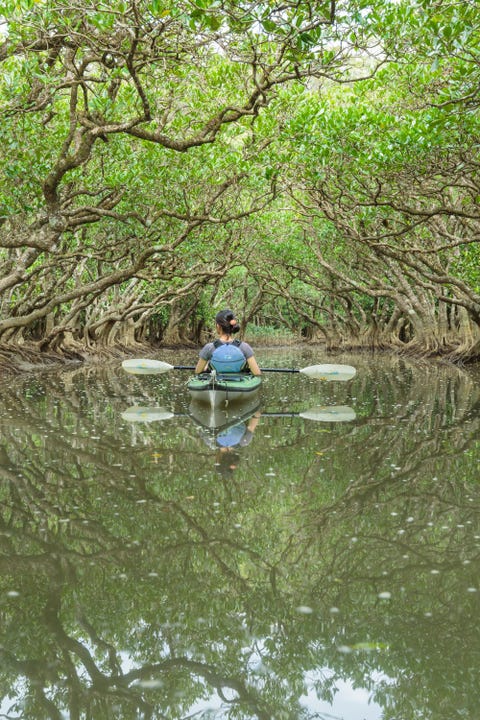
186,372 -> 262,406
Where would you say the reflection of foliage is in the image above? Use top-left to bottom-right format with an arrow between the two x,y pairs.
0,353 -> 479,718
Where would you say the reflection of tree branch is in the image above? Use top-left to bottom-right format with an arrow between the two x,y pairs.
43,589 -> 156,718
168,501 -> 251,592
41,582 -> 273,720
0,648 -> 63,720
76,607 -> 122,677
122,657 -> 271,720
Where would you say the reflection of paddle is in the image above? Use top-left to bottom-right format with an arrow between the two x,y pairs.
121,359 -> 356,382
121,405 -> 356,424
266,406 -> 356,422
122,407 -> 177,422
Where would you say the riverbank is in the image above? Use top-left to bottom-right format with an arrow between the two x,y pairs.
1,337 -> 479,375
0,341 -> 299,374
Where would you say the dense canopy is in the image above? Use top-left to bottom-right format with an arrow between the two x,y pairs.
1,0 -> 479,359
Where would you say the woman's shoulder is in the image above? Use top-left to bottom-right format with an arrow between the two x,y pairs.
239,341 -> 254,357
199,341 -> 215,359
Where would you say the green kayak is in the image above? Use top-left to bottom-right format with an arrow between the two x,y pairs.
186,372 -> 262,407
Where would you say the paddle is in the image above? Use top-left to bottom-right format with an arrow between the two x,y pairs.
122,405 -> 356,423
121,358 -> 356,382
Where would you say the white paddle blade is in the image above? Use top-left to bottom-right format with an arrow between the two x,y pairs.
122,406 -> 175,422
122,359 -> 174,375
299,405 -> 356,422
299,364 -> 356,381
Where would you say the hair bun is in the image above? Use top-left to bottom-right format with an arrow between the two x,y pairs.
215,308 -> 240,334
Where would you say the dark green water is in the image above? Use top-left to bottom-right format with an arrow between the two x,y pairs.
0,349 -> 479,720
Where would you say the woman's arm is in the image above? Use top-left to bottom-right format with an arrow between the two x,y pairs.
195,358 -> 208,374
247,356 -> 261,376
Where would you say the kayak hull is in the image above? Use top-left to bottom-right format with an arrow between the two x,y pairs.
187,373 -> 262,407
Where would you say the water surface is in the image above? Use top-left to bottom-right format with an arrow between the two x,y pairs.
0,349 -> 479,719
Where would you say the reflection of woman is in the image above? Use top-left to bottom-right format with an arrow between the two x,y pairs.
214,412 -> 261,476
195,309 -> 261,376
216,411 -> 261,449
215,449 -> 241,477
199,411 -> 262,459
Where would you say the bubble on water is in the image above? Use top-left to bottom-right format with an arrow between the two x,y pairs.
378,592 -> 391,600
430,569 -> 440,575
330,607 -> 340,614
337,645 -> 353,654
6,591 -> 20,598
134,679 -> 164,689
296,605 -> 313,615
467,587 -> 478,593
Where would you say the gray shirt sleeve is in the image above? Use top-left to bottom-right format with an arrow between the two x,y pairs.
239,341 -> 254,359
199,342 -> 215,361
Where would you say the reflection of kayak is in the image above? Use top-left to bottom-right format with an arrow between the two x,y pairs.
188,397 -> 261,430
186,373 -> 262,407
189,399 -> 262,449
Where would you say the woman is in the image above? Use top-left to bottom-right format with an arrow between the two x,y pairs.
195,309 -> 261,376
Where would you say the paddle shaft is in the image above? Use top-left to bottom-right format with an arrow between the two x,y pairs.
171,365 -> 299,373
256,367 -> 299,374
